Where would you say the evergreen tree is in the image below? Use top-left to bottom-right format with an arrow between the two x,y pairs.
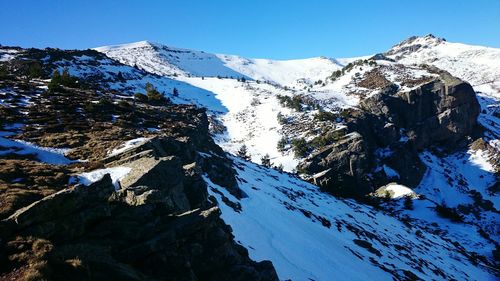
28,62 -> 43,79
0,65 -> 8,78
277,137 -> 287,152
261,154 -> 271,167
403,196 -> 414,210
117,71 -> 125,82
145,82 -> 167,104
48,70 -> 62,92
237,145 -> 251,161
274,163 -> 284,172
172,87 -> 179,97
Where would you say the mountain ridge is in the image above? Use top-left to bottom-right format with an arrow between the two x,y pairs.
0,34 -> 498,280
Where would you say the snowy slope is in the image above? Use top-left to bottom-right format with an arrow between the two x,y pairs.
386,34 -> 500,92
205,156 -> 498,281
95,41 -> 343,87
94,42 -> 363,172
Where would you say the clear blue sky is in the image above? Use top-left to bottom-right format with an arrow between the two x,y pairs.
1,0 -> 499,59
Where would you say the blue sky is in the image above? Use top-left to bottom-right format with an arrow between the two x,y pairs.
1,0 -> 499,59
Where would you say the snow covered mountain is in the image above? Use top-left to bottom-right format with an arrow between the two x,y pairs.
95,41 -> 343,88
95,35 -> 499,173
92,35 -> 499,280
1,34 -> 497,280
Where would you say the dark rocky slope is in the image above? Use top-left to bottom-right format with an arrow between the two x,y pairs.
0,52 -> 278,280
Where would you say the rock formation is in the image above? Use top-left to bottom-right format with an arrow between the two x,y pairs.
299,67 -> 480,197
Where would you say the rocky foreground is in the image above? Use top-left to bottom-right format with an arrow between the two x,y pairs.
0,71 -> 277,280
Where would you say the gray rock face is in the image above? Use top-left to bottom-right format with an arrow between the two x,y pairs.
360,71 -> 480,150
300,70 -> 480,197
300,133 -> 372,197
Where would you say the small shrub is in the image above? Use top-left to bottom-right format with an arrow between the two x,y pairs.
274,163 -> 284,172
403,196 -> 414,210
83,101 -> 96,113
435,203 -> 463,222
277,137 -> 288,152
277,112 -> 287,124
329,70 -> 342,81
48,68 -> 79,92
291,138 -> 309,158
134,93 -> 148,102
145,82 -> 168,105
118,100 -> 131,108
28,62 -> 43,78
0,64 -> 8,78
310,130 -> 344,148
276,95 -> 302,111
313,110 -> 336,122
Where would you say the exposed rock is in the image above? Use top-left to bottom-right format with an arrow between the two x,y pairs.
299,68 -> 480,197
360,71 -> 480,150
357,69 -> 394,90
300,132 -> 372,197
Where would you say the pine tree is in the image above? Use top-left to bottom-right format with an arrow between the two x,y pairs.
28,62 -> 42,79
172,87 -> 179,97
117,71 -> 125,82
237,145 -> 251,161
403,196 -> 414,210
261,154 -> 271,167
274,163 -> 284,172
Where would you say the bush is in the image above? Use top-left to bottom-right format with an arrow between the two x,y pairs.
310,130 -> 344,148
339,109 -> 351,119
435,203 -> 463,222
83,101 -> 96,113
118,100 -> 131,108
48,68 -> 79,92
145,82 -> 168,105
28,62 -> 43,78
116,71 -> 125,82
403,196 -> 414,210
0,65 -> 8,78
134,93 -> 148,102
98,97 -> 113,108
277,112 -> 287,124
276,95 -> 302,111
274,163 -> 284,172
313,110 -> 336,122
291,138 -> 309,158
329,70 -> 342,81
277,137 -> 288,152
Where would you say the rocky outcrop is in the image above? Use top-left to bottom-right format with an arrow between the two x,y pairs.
300,68 -> 480,197
359,70 -> 480,150
1,172 -> 277,281
301,132 -> 372,197
0,134 -> 277,281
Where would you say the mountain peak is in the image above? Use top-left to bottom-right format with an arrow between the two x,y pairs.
385,34 -> 445,56
94,40 -> 157,51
